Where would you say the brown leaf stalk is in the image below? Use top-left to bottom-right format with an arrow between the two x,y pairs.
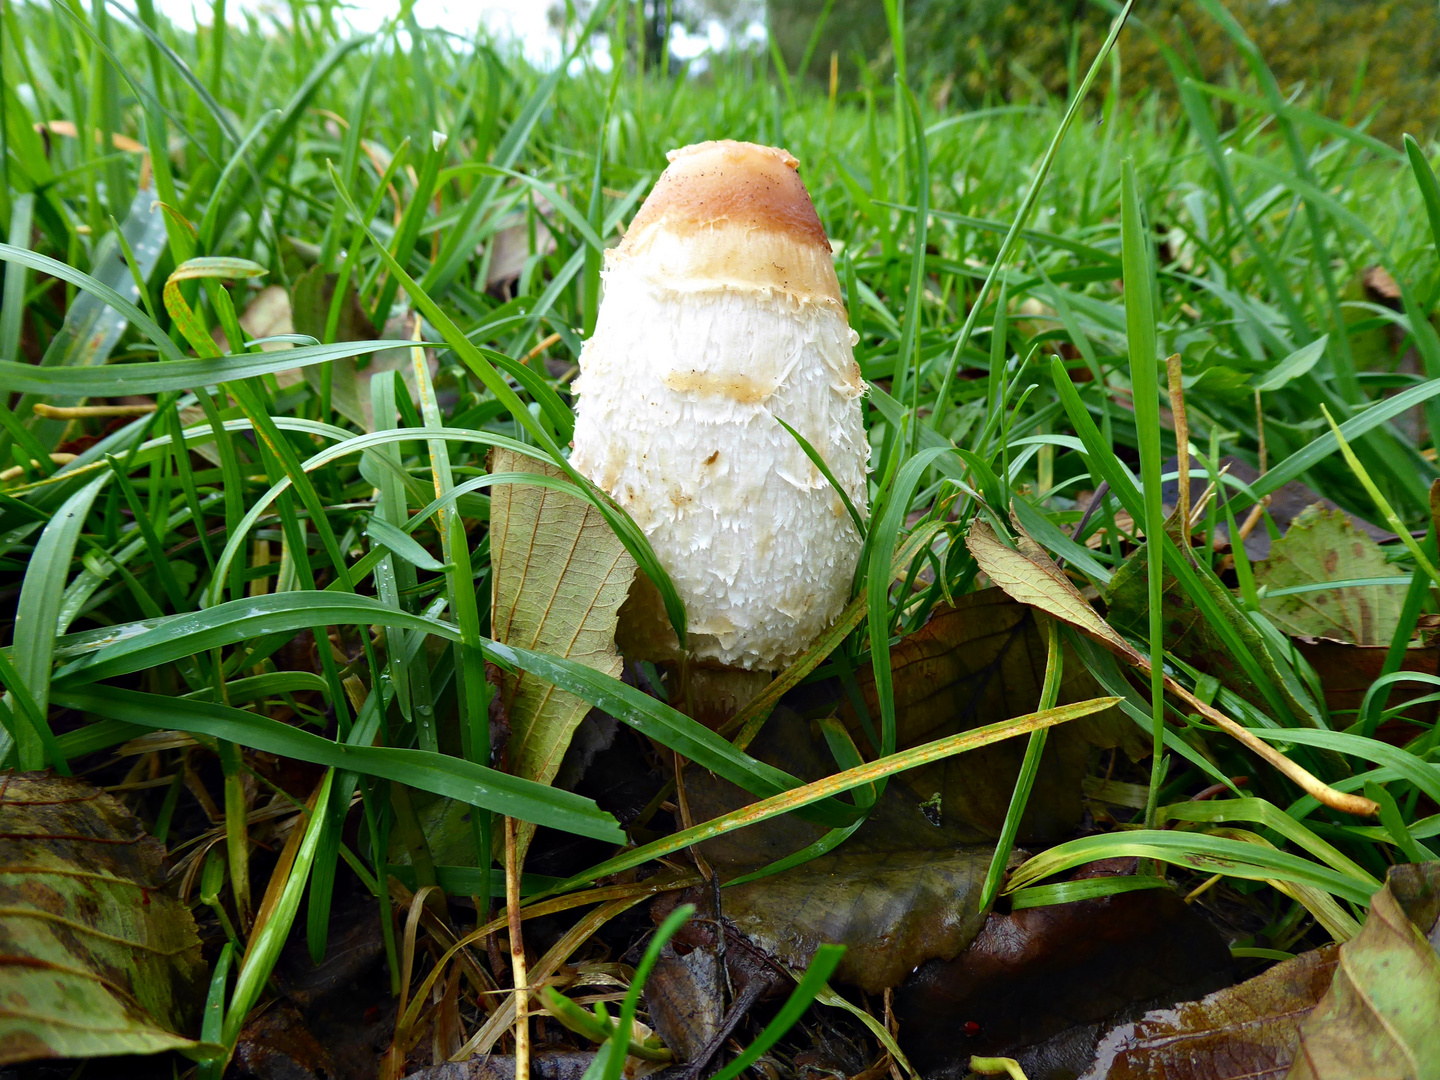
506,815 -> 530,1080
1165,354 -> 1191,549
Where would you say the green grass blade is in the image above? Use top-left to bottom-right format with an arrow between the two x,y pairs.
710,944 -> 846,1080
930,0 -> 1135,430
0,338 -> 425,396
866,446 -> 956,759
52,686 -> 624,841
1120,158 -> 1167,828
980,617 -> 1062,909
221,771 -> 333,1052
1404,134 -> 1440,272
5,475 -> 105,770
1005,829 -> 1374,907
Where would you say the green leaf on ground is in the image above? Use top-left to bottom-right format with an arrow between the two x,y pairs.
1256,505 -> 1407,645
0,773 -> 208,1065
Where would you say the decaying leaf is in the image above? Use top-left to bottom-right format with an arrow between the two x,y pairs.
1079,863 -> 1440,1080
1252,505 -> 1440,725
1256,506 -> 1407,645
405,1052 -> 598,1080
1287,863 -> 1440,1079
1161,456 -> 1391,561
723,848 -> 995,997
489,449 -> 638,860
896,861 -> 1233,1080
845,589 -> 1142,840
1081,945 -> 1337,1080
486,199 -> 559,295
232,1000 -> 336,1080
1288,638 -> 1440,728
967,520 -> 1133,656
290,266 -> 378,429
0,773 -> 207,1064
687,707 -> 997,994
238,283 -> 297,346
685,578 -> 1139,995
643,945 -> 725,1062
291,264 -> 377,344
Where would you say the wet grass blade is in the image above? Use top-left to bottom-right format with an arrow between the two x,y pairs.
52,686 -> 625,841
980,616 -> 1062,909
1005,829 -> 1374,907
4,475 -> 105,770
541,697 -> 1119,895
1120,158 -> 1168,828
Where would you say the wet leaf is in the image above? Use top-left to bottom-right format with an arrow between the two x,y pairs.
644,945 -> 725,1062
1256,506 -> 1408,645
0,773 -> 207,1064
1079,863 -> 1440,1080
232,1001 -> 335,1080
490,448 -> 638,859
896,860 -> 1234,1080
1288,638 -> 1440,728
687,707 -> 997,994
1287,863 -> 1440,1079
723,846 -> 994,996
967,520 -> 1135,659
1081,945 -> 1337,1080
845,589 -> 1142,840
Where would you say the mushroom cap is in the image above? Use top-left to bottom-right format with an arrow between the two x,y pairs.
608,140 -> 845,306
573,141 -> 869,670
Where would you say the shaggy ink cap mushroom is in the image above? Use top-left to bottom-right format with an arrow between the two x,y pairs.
572,140 -> 870,671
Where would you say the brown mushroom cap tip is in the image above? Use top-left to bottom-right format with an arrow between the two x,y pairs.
612,139 -> 842,303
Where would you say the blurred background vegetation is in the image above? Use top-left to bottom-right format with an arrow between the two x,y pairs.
767,0 -> 1440,142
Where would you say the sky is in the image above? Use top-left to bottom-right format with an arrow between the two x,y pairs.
149,0 -> 560,59
145,0 -> 755,67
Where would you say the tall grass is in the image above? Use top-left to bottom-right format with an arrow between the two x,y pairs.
2,0 -> 1439,1067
